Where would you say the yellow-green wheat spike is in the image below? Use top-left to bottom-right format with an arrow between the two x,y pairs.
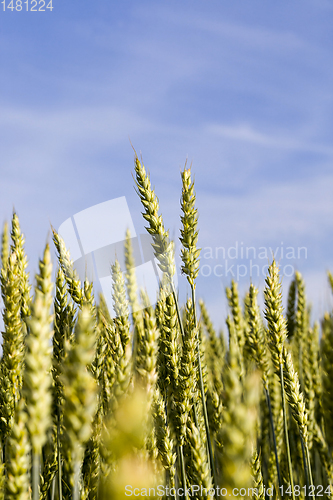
179,165 -> 201,288
135,291 -> 159,404
52,266 -> 76,499
185,420 -> 213,500
23,243 -> 53,500
252,450 -> 265,500
152,388 -> 176,492
52,228 -> 83,305
219,343 -> 260,499
111,259 -> 130,351
180,165 -> 217,492
264,260 -> 295,500
10,213 -> 31,322
134,154 -> 175,287
226,280 -> 245,372
293,271 -> 308,390
173,298 -> 198,447
61,305 -> 97,500
0,252 -> 25,439
246,283 -> 282,489
321,311 -> 333,451
4,399 -> 30,500
246,283 -> 270,390
199,298 -> 225,392
124,228 -> 141,318
0,221 -> 9,277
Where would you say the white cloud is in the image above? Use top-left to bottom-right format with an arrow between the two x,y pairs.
207,122 -> 333,156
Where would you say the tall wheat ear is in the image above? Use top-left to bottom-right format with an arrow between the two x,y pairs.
61,305 -> 97,500
4,398 -> 30,500
23,243 -> 53,500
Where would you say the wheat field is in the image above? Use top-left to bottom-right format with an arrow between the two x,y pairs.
0,154 -> 332,500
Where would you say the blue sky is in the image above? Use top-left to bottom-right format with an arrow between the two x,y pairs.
1,0 -> 333,329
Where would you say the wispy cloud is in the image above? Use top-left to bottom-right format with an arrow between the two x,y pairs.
207,122 -> 333,156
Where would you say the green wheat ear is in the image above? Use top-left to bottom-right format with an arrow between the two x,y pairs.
152,389 -> 176,491
61,305 -> 97,499
246,283 -> 270,389
62,305 -> 97,454
264,259 -> 288,369
124,228 -> 140,316
251,450 -> 265,500
1,221 -> 9,275
24,243 -> 53,451
5,398 -> 31,500
180,165 -> 201,287
111,259 -> 130,351
10,212 -> 32,322
23,243 -> 53,500
134,292 -> 159,403
52,228 -> 83,304
0,251 -> 25,438
134,154 -> 175,287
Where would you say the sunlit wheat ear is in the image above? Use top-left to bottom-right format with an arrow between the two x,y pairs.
293,271 -> 308,385
199,302 -> 223,444
246,283 -> 282,488
82,408 -> 102,500
282,345 -> 308,436
264,260 -> 296,498
321,311 -> 333,451
302,326 -> 316,451
264,259 -> 288,369
111,259 -> 130,351
226,315 -> 243,380
1,221 -> 9,276
159,292 -> 180,393
124,228 -> 140,316
100,387 -> 158,500
246,283 -> 270,389
152,389 -> 177,491
134,291 -> 159,404
180,165 -> 200,288
0,251 -> 24,438
5,398 -> 30,500
10,212 -> 31,321
219,366 -> 260,497
52,228 -> 83,305
134,155 -> 175,286
199,298 -> 225,389
61,305 -> 97,500
23,243 -> 53,500
39,430 -> 57,500
185,421 -> 213,499
226,280 -> 245,349
94,303 -> 115,415
251,450 -> 265,500
52,267 -> 76,409
313,421 -> 333,491
179,165 -> 217,491
282,295 -> 309,443
174,298 -> 198,447
52,266 -> 76,499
